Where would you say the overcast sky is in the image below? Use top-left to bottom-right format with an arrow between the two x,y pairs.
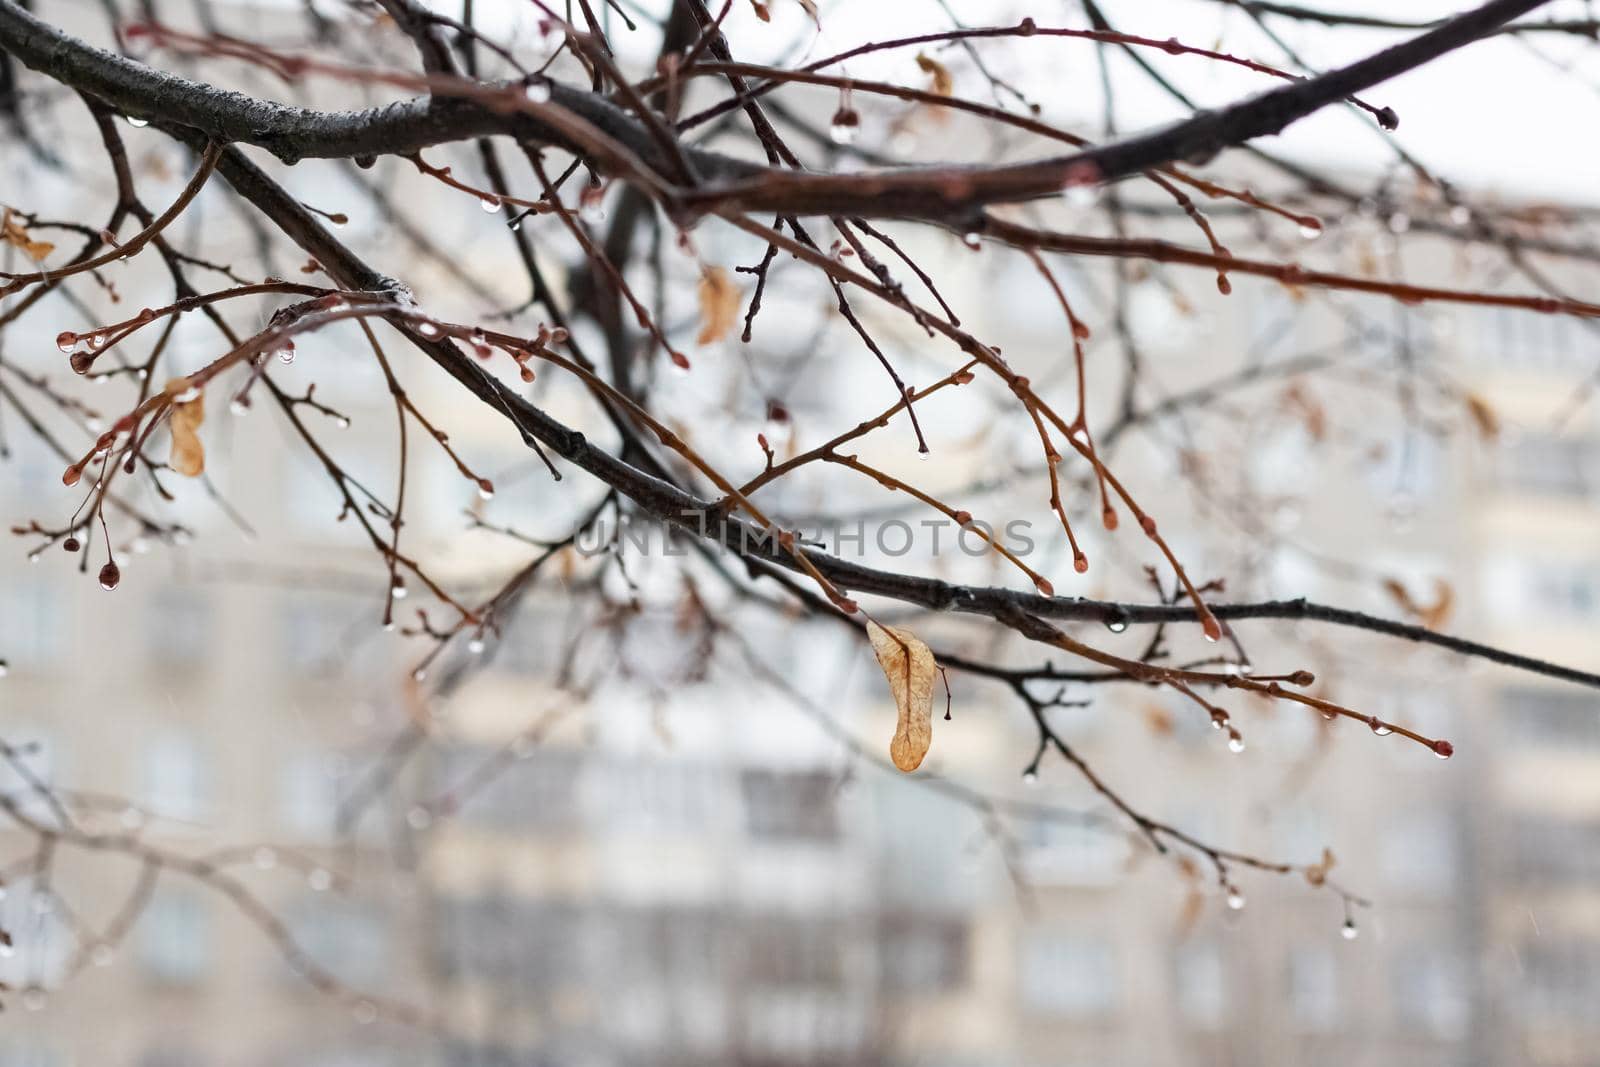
239,0 -> 1600,204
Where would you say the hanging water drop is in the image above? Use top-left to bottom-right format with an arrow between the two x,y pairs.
961,232 -> 981,250
524,78 -> 552,104
1368,716 -> 1393,736
98,561 -> 121,591
126,115 -> 148,128
1432,739 -> 1454,760
56,331 -> 78,353
390,577 -> 408,600
277,340 -> 296,365
476,479 -> 495,501
1341,919 -> 1360,940
1021,768 -> 1038,785
1226,887 -> 1246,911
480,195 -> 502,214
829,107 -> 860,146
1227,730 -> 1246,754
467,637 -> 486,655
1299,218 -> 1325,240
1063,180 -> 1099,209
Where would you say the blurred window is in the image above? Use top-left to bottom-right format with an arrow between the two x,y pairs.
1500,685 -> 1600,747
1020,931 -> 1117,1018
1392,948 -> 1468,1038
137,892 -> 209,985
740,769 -> 838,841
1286,947 -> 1340,1031
141,733 -> 207,822
879,916 -> 969,993
1175,941 -> 1229,1029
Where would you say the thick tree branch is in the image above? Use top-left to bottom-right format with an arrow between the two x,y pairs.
0,0 -> 1549,225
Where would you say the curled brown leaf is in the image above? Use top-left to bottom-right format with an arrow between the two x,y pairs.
169,391 -> 206,477
868,620 -> 936,773
696,266 -> 741,346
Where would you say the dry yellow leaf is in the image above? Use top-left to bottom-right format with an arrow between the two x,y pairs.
1382,576 -> 1454,631
1,208 -> 55,263
1303,847 -> 1337,887
867,620 -> 936,772
1465,392 -> 1499,439
169,391 -> 206,477
696,266 -> 740,346
1281,383 -> 1326,441
1175,886 -> 1205,936
916,52 -> 954,96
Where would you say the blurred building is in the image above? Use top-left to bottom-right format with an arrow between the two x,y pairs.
2,3 -> 1599,1067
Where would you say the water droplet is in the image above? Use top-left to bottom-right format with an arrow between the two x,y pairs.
1063,179 -> 1099,209
1021,769 -> 1038,785
98,561 -> 121,590
56,331 -> 78,353
0,660 -> 8,679
277,340 -> 296,364
1298,218 -> 1324,240
1432,739 -> 1454,760
389,578 -> 408,600
411,667 -> 427,682
1104,611 -> 1129,634
467,637 -> 486,655
0,941 -> 13,959
1226,887 -> 1246,911
524,78 -> 552,104
961,232 -> 981,250
479,195 -> 502,213
1227,731 -> 1246,754
126,115 -> 148,128
829,107 -> 860,145
1368,716 -> 1393,736
476,479 -> 495,501
1341,919 -> 1360,940
416,322 -> 441,339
